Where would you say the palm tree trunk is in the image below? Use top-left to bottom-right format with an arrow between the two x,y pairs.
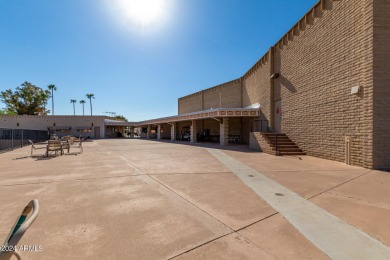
51,89 -> 54,115
82,104 -> 84,116
73,103 -> 75,115
89,99 -> 93,116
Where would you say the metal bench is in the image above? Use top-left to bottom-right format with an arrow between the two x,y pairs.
28,140 -> 46,157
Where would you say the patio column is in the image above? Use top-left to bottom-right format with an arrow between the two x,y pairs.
147,125 -> 151,139
130,127 -> 135,138
171,123 -> 176,141
157,124 -> 161,140
220,118 -> 229,146
190,120 -> 197,143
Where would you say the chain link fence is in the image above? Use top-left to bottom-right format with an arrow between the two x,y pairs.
0,128 -> 49,152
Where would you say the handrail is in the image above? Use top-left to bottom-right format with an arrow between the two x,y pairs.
275,134 -> 278,154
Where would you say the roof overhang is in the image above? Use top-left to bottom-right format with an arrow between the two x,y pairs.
104,120 -> 136,127
136,108 -> 260,126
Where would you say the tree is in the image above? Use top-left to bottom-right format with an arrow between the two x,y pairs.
86,93 -> 95,116
115,115 -> 128,122
0,109 -> 17,115
79,100 -> 86,116
0,82 -> 51,115
70,99 -> 77,115
48,84 -> 57,115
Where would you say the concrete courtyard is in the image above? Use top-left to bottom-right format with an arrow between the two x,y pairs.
0,139 -> 389,259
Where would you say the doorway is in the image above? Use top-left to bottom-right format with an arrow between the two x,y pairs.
94,127 -> 101,139
274,100 -> 282,133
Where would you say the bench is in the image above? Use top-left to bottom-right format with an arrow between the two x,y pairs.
46,140 -> 64,157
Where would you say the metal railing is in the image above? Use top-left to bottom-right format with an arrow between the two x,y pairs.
0,128 -> 49,152
251,119 -> 269,132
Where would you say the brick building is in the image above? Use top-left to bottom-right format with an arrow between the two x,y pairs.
138,0 -> 390,170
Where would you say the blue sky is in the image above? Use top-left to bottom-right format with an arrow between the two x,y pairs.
0,0 -> 317,121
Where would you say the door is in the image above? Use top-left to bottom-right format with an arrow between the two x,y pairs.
274,100 -> 282,133
94,127 -> 101,139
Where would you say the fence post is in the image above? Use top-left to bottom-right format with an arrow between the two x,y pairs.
11,129 -> 14,150
21,129 -> 23,148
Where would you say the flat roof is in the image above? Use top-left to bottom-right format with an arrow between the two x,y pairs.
136,108 -> 260,126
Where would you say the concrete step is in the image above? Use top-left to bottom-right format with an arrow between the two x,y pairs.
255,132 -> 306,156
272,147 -> 302,152
278,151 -> 306,156
261,133 -> 287,136
268,141 -> 295,145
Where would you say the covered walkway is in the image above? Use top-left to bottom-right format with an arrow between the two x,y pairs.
136,108 -> 261,145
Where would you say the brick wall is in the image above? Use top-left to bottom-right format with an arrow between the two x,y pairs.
178,93 -> 202,114
372,0 -> 390,169
242,55 -> 271,123
178,79 -> 242,114
172,0 -> 387,169
272,0 -> 371,167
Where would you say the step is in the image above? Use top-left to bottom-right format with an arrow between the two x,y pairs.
268,141 -> 295,145
261,133 -> 287,136
272,147 -> 302,152
252,132 -> 305,156
279,151 -> 306,156
266,136 -> 291,140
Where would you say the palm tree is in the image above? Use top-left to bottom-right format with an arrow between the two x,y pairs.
86,94 -> 95,116
70,99 -> 77,115
47,84 -> 57,115
79,100 -> 86,116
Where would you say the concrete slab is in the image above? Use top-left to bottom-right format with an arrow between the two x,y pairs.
0,176 -> 231,259
257,170 -> 368,199
153,172 -> 276,230
175,233 -> 275,260
117,145 -> 229,174
223,149 -> 367,172
1,139 -> 389,259
311,192 -> 390,246
238,214 -> 328,259
208,148 -> 390,259
328,170 -> 390,208
0,152 -> 139,186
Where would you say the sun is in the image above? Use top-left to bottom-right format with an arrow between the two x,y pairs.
118,0 -> 167,27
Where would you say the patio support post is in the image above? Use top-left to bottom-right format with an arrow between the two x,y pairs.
157,124 -> 161,140
171,123 -> 176,141
147,125 -> 151,139
220,118 -> 229,146
190,120 -> 197,143
130,127 -> 134,138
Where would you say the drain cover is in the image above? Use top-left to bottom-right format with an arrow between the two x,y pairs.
275,193 -> 285,196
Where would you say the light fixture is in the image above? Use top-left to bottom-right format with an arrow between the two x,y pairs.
270,73 -> 280,79
351,86 -> 360,94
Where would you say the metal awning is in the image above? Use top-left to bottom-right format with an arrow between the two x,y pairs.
47,126 -> 72,131
75,126 -> 92,132
136,108 -> 260,126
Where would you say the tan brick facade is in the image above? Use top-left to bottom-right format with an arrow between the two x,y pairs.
178,79 -> 242,114
175,0 -> 389,169
273,0 -> 369,167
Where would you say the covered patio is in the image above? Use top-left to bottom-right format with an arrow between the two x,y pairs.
136,108 -> 261,145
